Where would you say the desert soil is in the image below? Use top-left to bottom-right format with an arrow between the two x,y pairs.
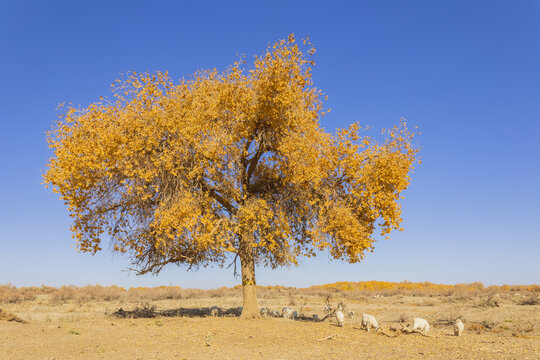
1,294 -> 539,359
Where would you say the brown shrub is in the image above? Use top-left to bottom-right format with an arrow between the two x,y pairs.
398,313 -> 408,323
0,308 -> 28,323
512,321 -> 536,337
467,320 -> 499,334
0,285 -> 24,303
519,296 -> 539,306
475,296 -> 499,308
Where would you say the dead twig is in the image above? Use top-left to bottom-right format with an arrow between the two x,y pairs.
204,332 -> 213,346
317,334 -> 351,341
400,328 -> 433,337
377,327 -> 398,338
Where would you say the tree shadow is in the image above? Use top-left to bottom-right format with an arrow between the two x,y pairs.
112,304 -> 324,322
112,305 -> 243,319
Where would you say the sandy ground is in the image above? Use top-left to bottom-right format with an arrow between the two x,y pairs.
1,295 -> 539,359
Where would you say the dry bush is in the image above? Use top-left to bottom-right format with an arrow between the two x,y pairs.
519,295 -> 539,306
0,284 -> 244,304
287,292 -> 297,306
433,312 -> 466,327
512,321 -> 536,337
0,285 -> 31,303
444,294 -> 474,303
398,313 -> 408,323
114,302 -> 157,318
418,299 -> 436,306
475,296 -> 500,308
126,286 -> 184,301
1,281 -> 538,305
0,308 -> 28,323
39,285 -> 56,294
467,320 -> 499,334
468,323 -> 486,334
207,287 -> 238,298
75,285 -> 125,303
51,286 -> 77,303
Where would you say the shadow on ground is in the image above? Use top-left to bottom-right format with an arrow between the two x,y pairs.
112,304 -> 320,322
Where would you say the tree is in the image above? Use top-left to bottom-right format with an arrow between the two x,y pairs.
44,34 -> 419,319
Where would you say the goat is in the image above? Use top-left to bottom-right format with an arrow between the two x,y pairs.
361,313 -> 379,332
454,319 -> 464,336
260,307 -> 269,318
335,310 -> 345,327
282,307 -> 295,319
413,318 -> 430,334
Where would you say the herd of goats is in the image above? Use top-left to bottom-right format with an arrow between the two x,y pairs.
209,301 -> 465,337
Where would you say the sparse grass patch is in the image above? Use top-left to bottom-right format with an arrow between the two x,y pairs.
512,321 -> 535,337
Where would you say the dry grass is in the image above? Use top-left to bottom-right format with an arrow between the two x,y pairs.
0,284 -> 241,304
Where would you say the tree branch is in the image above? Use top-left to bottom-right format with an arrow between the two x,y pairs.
245,133 -> 266,187
200,181 -> 237,215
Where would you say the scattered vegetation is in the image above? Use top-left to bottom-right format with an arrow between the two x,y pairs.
1,282 -> 538,304
475,296 -> 500,308
0,308 -> 28,324
519,295 -> 539,306
467,320 -> 499,334
512,321 -> 536,338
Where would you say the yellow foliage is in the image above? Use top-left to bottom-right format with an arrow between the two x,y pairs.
309,281 -> 540,296
44,35 -> 419,276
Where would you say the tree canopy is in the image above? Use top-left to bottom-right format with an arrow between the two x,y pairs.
44,34 -> 419,318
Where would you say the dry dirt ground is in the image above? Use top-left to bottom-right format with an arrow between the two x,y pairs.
1,294 -> 539,359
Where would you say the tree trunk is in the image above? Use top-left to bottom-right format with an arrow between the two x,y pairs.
239,241 -> 259,319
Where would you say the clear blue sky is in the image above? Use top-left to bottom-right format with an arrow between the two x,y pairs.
1,0 -> 538,289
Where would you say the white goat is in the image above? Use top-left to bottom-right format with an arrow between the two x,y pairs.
313,314 -> 319,321
260,307 -> 269,318
282,307 -> 294,319
413,318 -> 430,334
335,310 -> 345,327
361,313 -> 379,332
454,319 -> 464,336
271,310 -> 280,318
